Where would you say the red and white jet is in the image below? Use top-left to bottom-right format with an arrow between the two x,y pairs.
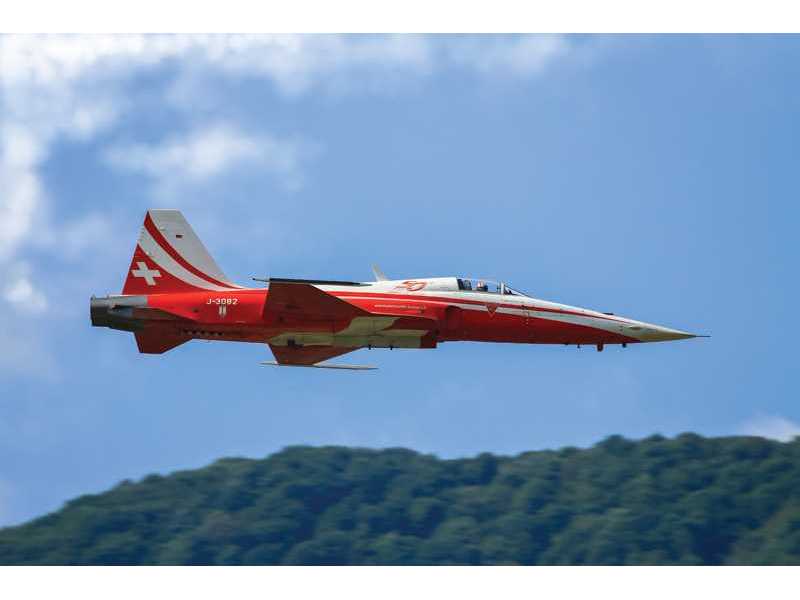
91,210 -> 702,369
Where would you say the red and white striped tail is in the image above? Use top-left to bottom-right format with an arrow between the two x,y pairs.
122,210 -> 240,295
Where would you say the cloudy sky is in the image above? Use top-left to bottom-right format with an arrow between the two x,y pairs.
1,34 -> 798,527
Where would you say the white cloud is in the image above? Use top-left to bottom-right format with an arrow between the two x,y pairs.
442,34 -> 570,76
0,34 -> 573,259
0,33 -> 579,375
740,415 -> 800,442
0,34 -> 572,90
105,123 -> 317,191
199,34 -> 434,95
55,213 -> 117,259
0,126 -> 46,262
0,34 -> 434,98
2,266 -> 48,314
0,125 -> 50,317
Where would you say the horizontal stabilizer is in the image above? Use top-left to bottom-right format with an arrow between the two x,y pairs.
135,330 -> 190,354
261,361 -> 376,370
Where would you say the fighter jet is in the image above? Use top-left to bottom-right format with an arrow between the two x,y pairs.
90,210 -> 703,369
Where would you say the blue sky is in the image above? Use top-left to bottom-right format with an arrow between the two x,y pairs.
1,34 -> 798,527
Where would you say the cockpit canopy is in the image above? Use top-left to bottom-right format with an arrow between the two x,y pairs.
457,278 -> 528,296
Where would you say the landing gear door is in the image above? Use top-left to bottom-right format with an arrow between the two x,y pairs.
445,306 -> 463,336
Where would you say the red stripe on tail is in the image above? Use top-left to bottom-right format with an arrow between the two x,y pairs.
143,214 -> 235,289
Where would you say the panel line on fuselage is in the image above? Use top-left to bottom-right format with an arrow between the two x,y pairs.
321,287 -> 629,336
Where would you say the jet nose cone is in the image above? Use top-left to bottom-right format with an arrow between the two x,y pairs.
649,327 -> 697,342
623,323 -> 700,342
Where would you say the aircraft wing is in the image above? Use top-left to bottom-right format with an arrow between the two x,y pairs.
264,279 -> 368,320
264,279 -> 439,369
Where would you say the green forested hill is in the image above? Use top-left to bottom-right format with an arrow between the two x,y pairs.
2,434 -> 800,565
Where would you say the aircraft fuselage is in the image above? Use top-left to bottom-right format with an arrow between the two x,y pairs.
90,210 -> 701,365
92,279 -> 696,353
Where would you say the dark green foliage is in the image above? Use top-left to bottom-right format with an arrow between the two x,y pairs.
2,435 -> 800,565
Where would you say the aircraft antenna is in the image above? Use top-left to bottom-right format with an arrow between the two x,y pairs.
372,265 -> 388,281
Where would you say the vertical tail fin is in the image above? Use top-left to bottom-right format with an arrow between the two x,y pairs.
122,209 -> 239,295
